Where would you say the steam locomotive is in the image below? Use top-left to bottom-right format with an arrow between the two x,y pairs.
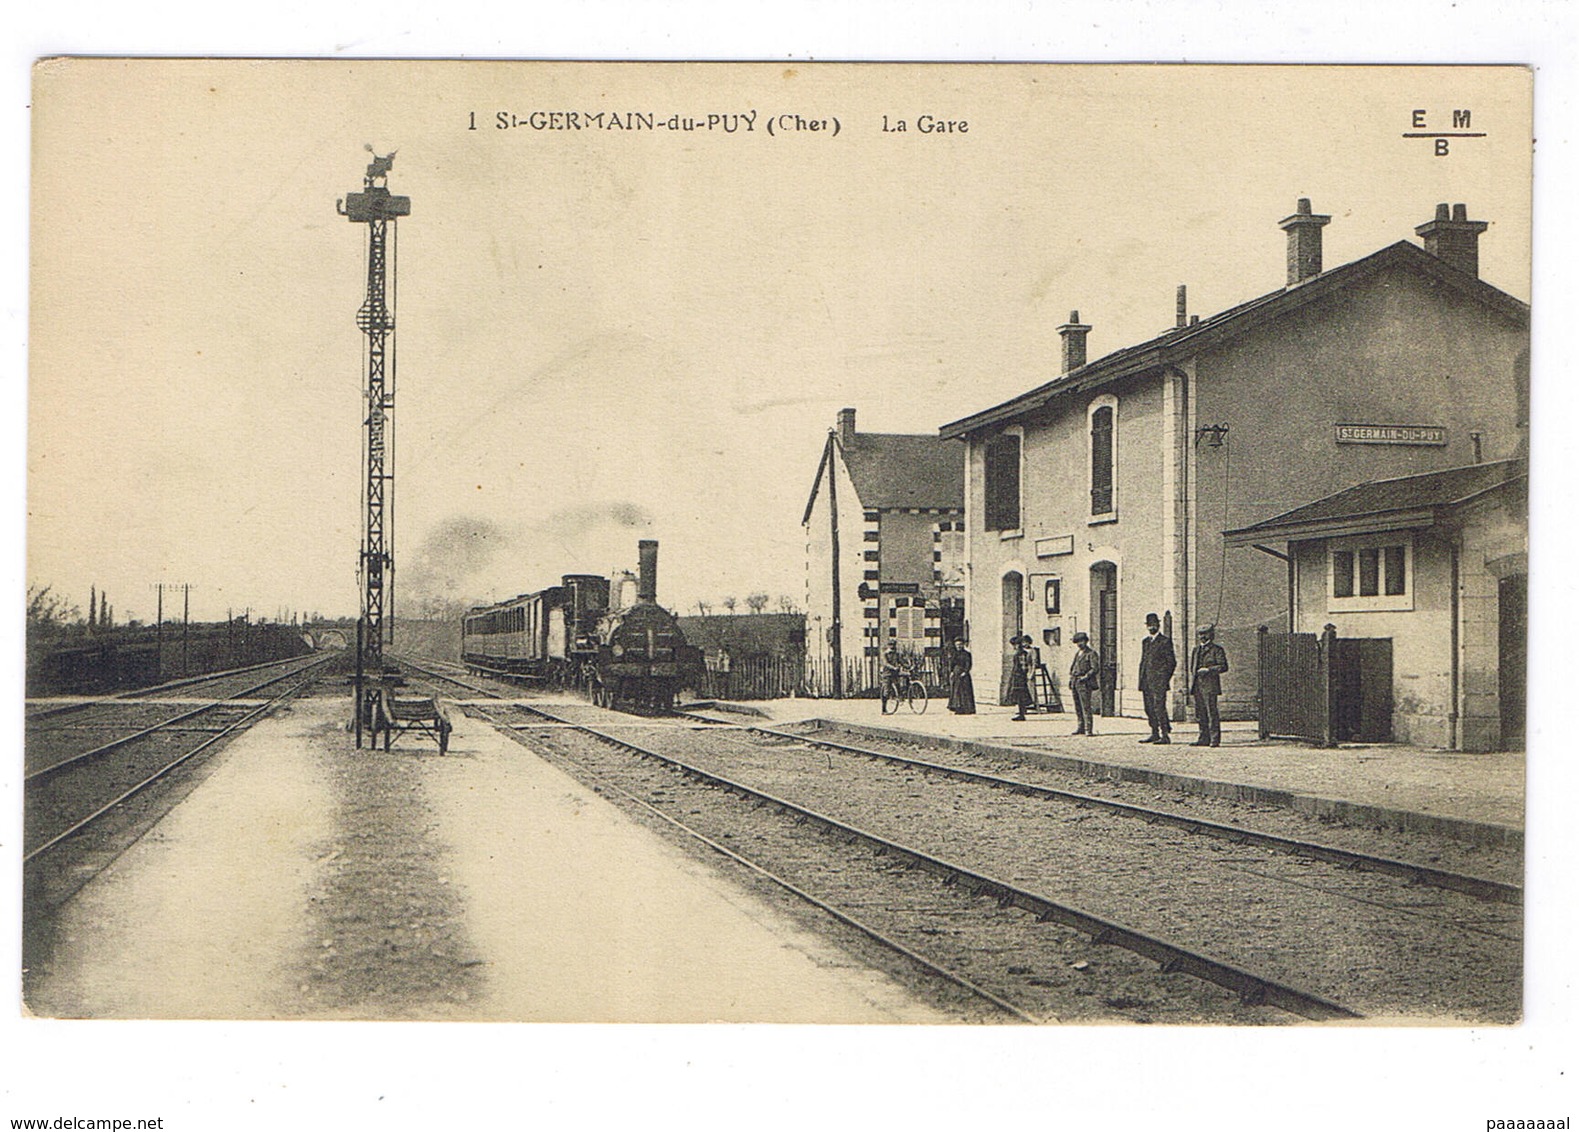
461,540 -> 702,713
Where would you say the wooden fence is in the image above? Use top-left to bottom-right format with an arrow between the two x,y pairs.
697,651 -> 952,701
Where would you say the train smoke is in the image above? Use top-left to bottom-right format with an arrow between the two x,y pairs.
536,501 -> 653,540
402,515 -> 509,616
403,503 -> 653,619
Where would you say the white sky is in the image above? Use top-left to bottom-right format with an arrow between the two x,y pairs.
28,61 -> 1532,623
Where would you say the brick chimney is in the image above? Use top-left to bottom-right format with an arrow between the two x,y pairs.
1058,310 -> 1091,373
836,407 -> 856,445
1416,203 -> 1488,278
1279,198 -> 1331,285
1175,284 -> 1188,329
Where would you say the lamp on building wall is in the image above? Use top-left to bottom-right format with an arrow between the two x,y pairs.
1194,423 -> 1230,448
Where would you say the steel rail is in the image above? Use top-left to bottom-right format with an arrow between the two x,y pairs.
514,702 -> 1361,1022
471,702 -> 1038,1023
25,653 -> 329,722
24,667 -> 324,864
25,654 -> 337,783
683,717 -> 1521,908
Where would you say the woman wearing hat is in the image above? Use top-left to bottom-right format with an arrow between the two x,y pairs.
1008,635 -> 1035,721
947,638 -> 976,715
1068,631 -> 1100,735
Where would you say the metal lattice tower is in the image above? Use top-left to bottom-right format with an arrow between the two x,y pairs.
338,152 -> 410,676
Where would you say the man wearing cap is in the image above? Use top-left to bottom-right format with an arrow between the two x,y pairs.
1138,613 -> 1176,744
1187,624 -> 1230,747
1008,635 -> 1035,721
1068,631 -> 1099,735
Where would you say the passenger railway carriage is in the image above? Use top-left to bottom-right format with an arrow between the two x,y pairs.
461,540 -> 702,712
462,574 -> 608,685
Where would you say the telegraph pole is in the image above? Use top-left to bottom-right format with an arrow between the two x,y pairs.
155,583 -> 163,683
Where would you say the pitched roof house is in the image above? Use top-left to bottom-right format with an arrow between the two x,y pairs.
940,199 -> 1528,719
803,408 -> 965,694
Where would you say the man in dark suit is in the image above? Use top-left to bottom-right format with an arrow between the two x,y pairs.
1068,631 -> 1099,735
1137,612 -> 1176,744
1187,624 -> 1230,747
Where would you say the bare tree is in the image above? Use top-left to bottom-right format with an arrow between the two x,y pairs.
745,592 -> 770,614
777,594 -> 801,614
27,584 -> 82,638
721,596 -> 738,614
694,600 -> 712,617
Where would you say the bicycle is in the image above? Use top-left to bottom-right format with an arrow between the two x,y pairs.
880,669 -> 929,714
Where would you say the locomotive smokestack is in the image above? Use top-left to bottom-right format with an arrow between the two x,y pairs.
638,540 -> 659,604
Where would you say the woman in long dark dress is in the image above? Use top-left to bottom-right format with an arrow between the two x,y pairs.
947,639 -> 976,714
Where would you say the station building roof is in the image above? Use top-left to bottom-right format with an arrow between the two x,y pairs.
802,430 -> 964,526
1222,458 -> 1526,546
939,240 -> 1529,442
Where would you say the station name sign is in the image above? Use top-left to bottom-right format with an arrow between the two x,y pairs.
1334,423 -> 1448,446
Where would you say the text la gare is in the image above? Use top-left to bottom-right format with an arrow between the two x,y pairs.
883,114 -> 968,134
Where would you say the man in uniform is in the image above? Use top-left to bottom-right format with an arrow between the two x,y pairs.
1187,624 -> 1229,747
1137,613 -> 1176,744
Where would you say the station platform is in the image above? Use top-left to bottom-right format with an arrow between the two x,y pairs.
26,695 -> 948,1022
691,697 -> 1526,847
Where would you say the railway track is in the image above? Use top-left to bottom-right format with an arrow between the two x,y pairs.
25,653 -> 334,743
393,656 -> 1520,904
673,713 -> 1521,905
377,654 -> 1344,1023
394,658 -> 1518,1021
505,699 -> 1364,1022
632,710 -> 1519,1020
24,652 -> 337,865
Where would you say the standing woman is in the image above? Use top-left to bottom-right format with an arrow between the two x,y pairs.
948,639 -> 976,715
1009,636 -> 1035,721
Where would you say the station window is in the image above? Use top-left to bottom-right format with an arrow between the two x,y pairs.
983,432 -> 1021,532
1088,396 -> 1118,521
1328,535 -> 1413,612
891,603 -> 927,645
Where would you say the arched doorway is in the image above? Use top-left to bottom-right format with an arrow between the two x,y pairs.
1090,562 -> 1118,715
1000,571 -> 1024,705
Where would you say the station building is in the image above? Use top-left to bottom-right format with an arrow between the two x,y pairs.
1224,459 -> 1526,751
939,200 -> 1529,722
803,408 -> 965,693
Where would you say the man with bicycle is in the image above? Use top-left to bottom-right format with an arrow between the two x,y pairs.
881,643 -> 906,706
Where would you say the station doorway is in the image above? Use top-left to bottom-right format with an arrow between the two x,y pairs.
1000,571 -> 1023,705
1091,562 -> 1118,715
1499,572 -> 1526,749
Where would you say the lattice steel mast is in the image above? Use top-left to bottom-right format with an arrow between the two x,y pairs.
338,152 -> 409,677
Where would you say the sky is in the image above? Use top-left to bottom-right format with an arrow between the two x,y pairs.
27,61 -> 1533,625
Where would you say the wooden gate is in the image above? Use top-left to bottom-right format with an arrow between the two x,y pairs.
1257,625 -> 1335,746
1257,625 -> 1393,746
